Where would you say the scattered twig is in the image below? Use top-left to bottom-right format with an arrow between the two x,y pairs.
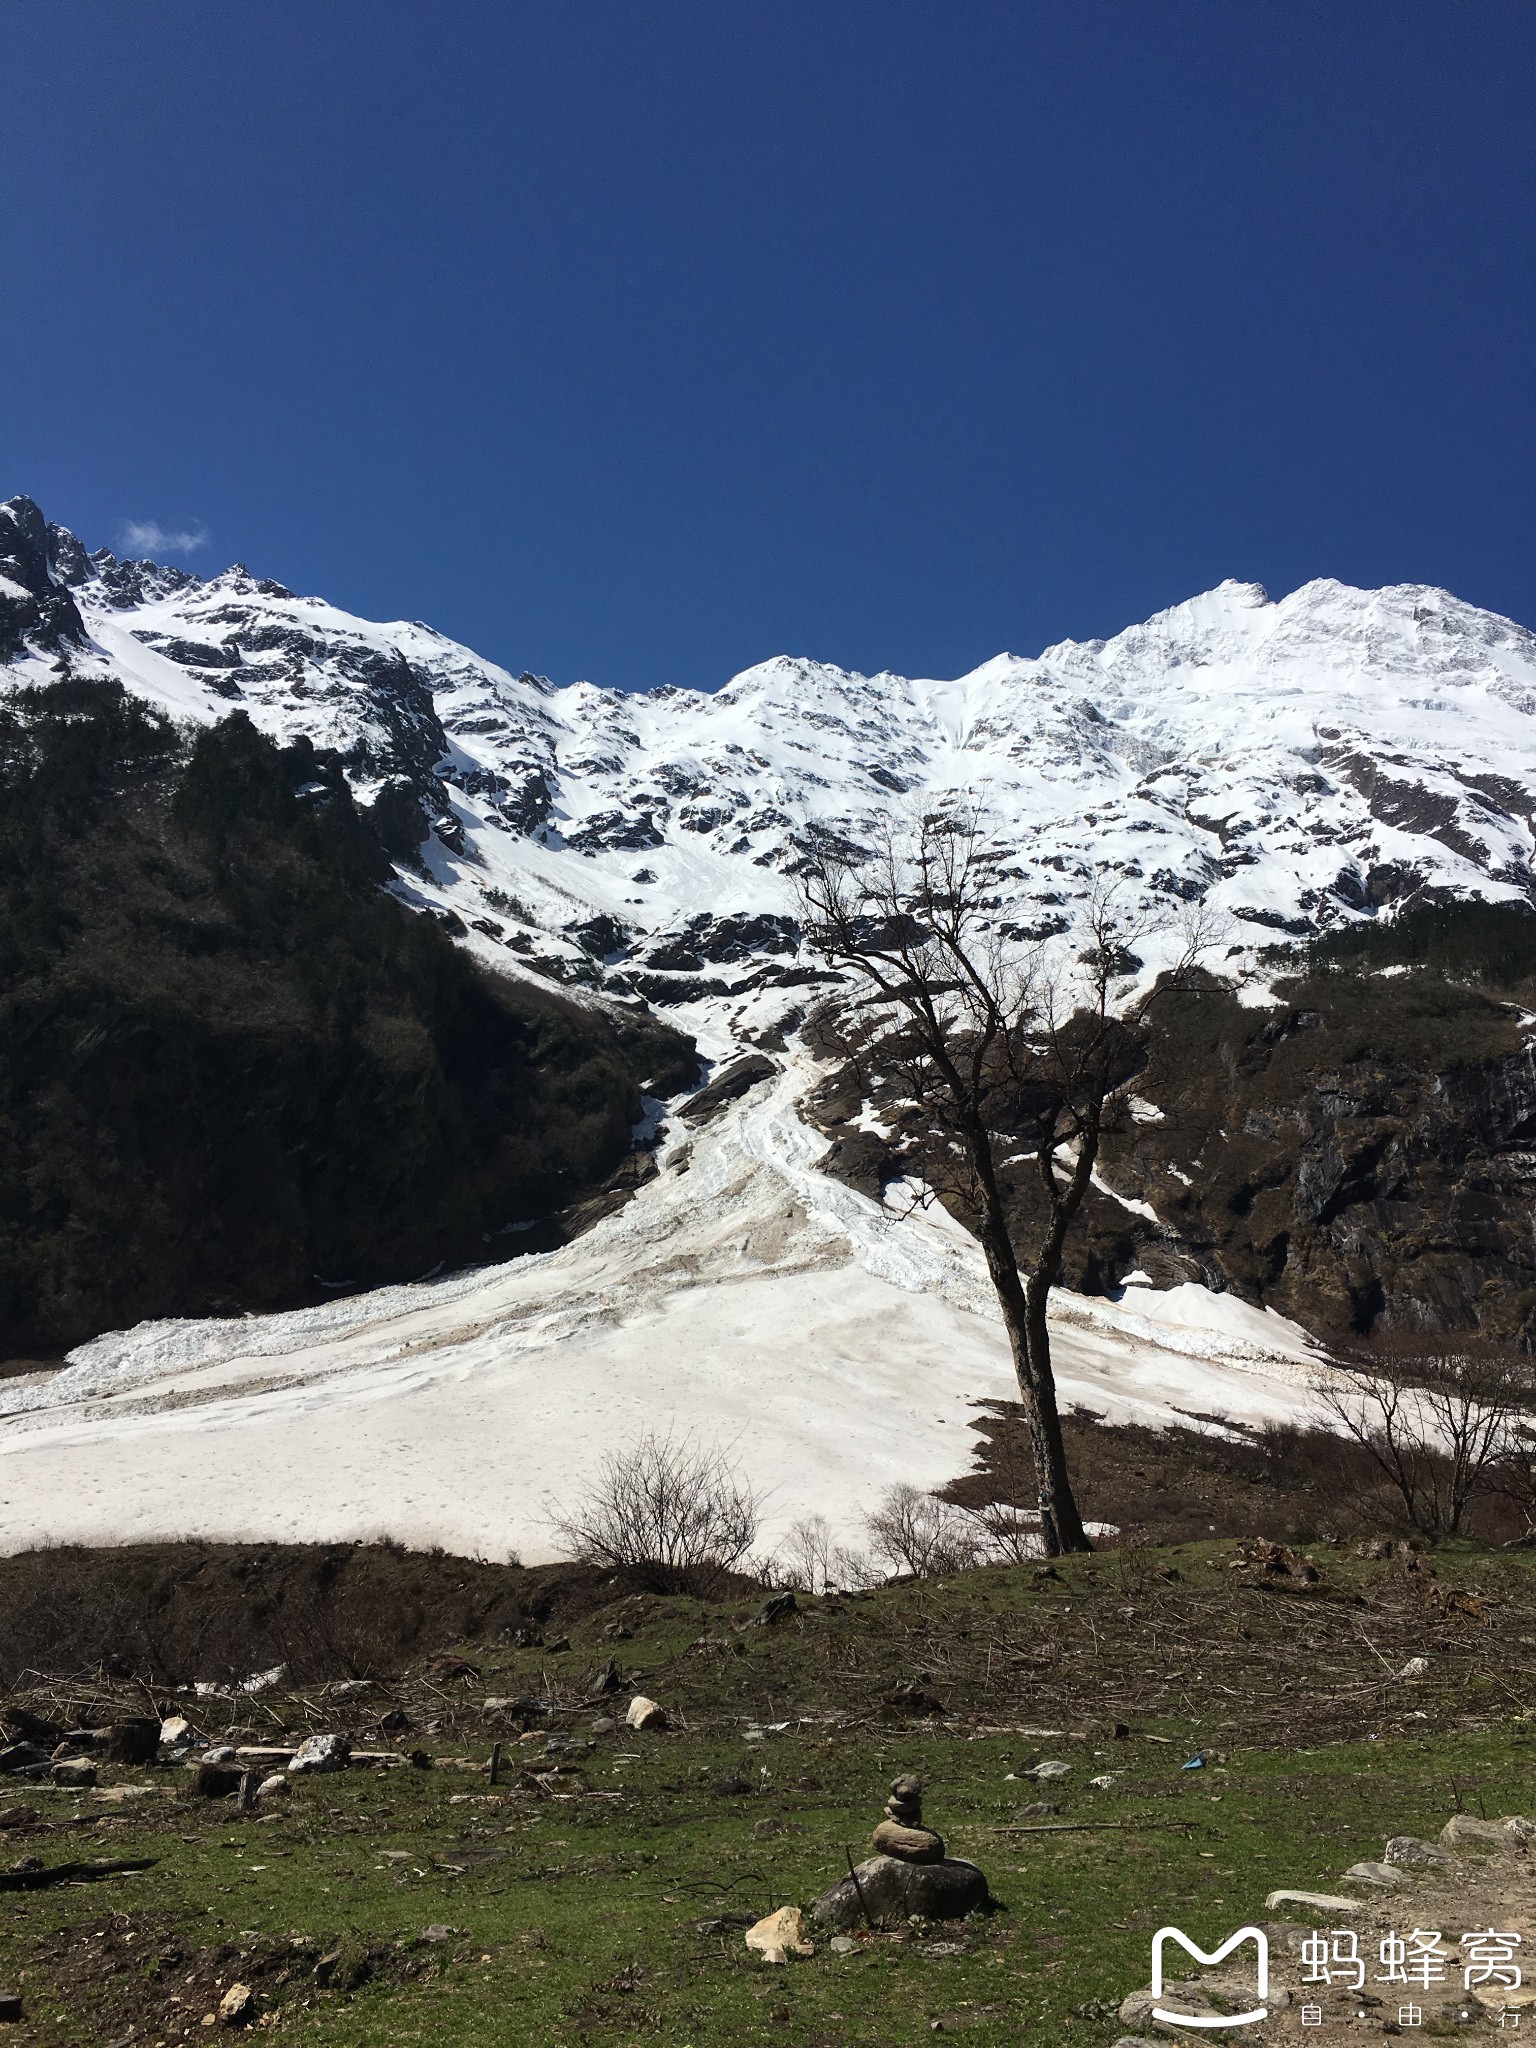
844,1843 -> 874,1929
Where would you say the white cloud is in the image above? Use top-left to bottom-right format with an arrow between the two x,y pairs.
119,518 -> 210,557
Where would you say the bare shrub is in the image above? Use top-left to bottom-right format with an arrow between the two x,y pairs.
774,1514 -> 877,1593
1311,1339 -> 1536,1539
551,1431 -> 761,1589
960,1496 -> 1044,1565
864,1483 -> 990,1578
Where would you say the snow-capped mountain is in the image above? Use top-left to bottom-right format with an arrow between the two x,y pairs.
7,489 -> 1536,1559
6,491 -> 1536,1026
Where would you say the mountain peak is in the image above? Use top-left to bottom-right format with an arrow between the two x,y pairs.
0,496 -> 88,654
3,493 -> 1534,1002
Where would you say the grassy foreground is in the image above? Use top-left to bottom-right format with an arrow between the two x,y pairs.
2,1537 -> 1532,2047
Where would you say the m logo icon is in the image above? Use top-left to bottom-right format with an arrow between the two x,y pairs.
1152,1925 -> 1270,2029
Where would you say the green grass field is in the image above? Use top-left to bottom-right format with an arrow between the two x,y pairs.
3,1538 -> 1531,2047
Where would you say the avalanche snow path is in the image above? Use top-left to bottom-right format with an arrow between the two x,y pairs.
0,1066 -> 1323,1560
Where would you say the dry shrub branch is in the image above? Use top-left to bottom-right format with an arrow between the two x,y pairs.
550,1431 -> 761,1591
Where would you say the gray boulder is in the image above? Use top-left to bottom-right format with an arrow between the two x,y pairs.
810,1852 -> 990,1931
1440,1813 -> 1515,1851
288,1734 -> 351,1776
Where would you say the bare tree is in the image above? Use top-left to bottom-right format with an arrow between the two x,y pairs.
800,806 -> 1213,1554
1311,1339 -> 1536,1538
551,1431 -> 761,1588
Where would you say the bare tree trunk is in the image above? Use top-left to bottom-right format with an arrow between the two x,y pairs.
970,1147 -> 1092,1555
1023,1276 -> 1091,1554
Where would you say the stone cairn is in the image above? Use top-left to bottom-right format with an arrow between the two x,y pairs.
810,1770 -> 991,1931
871,1774 -> 945,1864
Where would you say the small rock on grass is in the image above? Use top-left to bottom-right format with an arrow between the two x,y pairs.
829,1935 -> 858,1955
1265,1889 -> 1362,1912
624,1696 -> 668,1733
218,1981 -> 253,2023
1384,1835 -> 1451,1869
288,1734 -> 350,1776
1119,1985 -> 1239,2027
1343,1861 -> 1406,1890
1440,1814 -> 1516,1850
688,1912 -> 755,1936
746,1906 -> 813,1963
0,1993 -> 22,2022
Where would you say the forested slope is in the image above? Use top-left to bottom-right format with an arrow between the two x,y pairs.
0,680 -> 693,1359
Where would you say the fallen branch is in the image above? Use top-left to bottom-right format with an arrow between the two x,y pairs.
986,1821 -> 1197,1836
0,1858 -> 157,1891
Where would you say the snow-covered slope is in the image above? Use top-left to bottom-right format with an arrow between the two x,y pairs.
6,494 -> 1536,1018
0,1053 -> 1322,1561
2,491 -> 1533,1558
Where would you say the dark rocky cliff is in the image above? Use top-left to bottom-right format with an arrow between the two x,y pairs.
810,939 -> 1536,1346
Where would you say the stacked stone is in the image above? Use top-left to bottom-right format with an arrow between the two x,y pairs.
811,1770 -> 992,1931
870,1773 -> 945,1865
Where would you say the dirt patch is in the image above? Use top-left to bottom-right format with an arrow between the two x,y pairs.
0,1905 -> 479,2047
946,1405 -> 1526,1549
0,1540 -> 759,1690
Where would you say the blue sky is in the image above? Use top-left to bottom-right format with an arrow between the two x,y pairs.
4,2 -> 1532,692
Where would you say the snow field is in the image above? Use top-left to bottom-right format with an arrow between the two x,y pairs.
0,1064 -> 1325,1562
